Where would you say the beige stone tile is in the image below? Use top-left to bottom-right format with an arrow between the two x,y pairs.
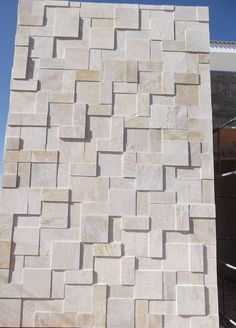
176,84 -> 199,106
64,285 -> 92,313
50,103 -> 73,126
114,93 -> 137,116
107,298 -> 134,328
0,299 -> 21,327
54,9 -> 80,38
115,5 -> 139,29
81,215 -> 109,243
0,240 -> 11,269
93,242 -> 121,257
177,285 -> 205,315
121,256 -> 135,285
22,269 -> 51,298
76,81 -> 99,104
98,153 -> 122,177
71,177 -> 109,202
31,163 -> 57,188
135,270 -> 162,299
13,227 -> 39,256
126,39 -> 150,61
109,189 -> 136,216
102,60 -> 126,81
95,257 -> 121,285
65,48 -> 89,69
137,164 -> 163,191
51,241 -> 81,270
89,116 -> 111,138
90,28 -> 115,49
151,18 -> 174,40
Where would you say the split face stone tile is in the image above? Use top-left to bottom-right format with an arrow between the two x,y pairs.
1,174 -> 17,188
114,93 -> 137,116
102,60 -> 126,81
115,5 -> 139,29
98,153 -> 122,176
54,9 -> 80,38
165,315 -> 190,328
12,55 -> 28,79
0,299 -> 21,327
71,177 -> 109,202
135,270 -> 162,299
151,18 -> 174,40
175,84 -> 199,106
0,188 -> 29,215
125,128 -> 149,152
89,116 -> 111,139
149,300 -> 176,315
109,189 -> 136,216
31,36 -> 54,58
123,152 -> 137,178
110,285 -> 134,298
122,230 -> 148,257
65,47 -> 89,69
39,69 -> 63,92
190,243 -> 204,273
34,312 -> 77,328
135,300 -> 148,328
177,285 -> 206,315
5,137 -> 20,151
31,163 -> 57,188
162,140 -> 189,166
99,81 -> 113,104
51,271 -> 65,299
95,258 -> 121,285
71,163 -> 97,177
126,39 -> 150,61
13,227 -> 39,255
21,127 -> 46,150
175,6 -> 197,20
65,270 -> 93,285
163,244 -> 190,271
151,105 -> 175,129
22,269 -> 51,298
137,164 -> 163,191
0,240 -> 11,269
139,71 -> 162,94
93,242 -> 122,257
81,215 -> 109,243
64,285 -> 92,313
191,316 -> 219,328
90,28 -> 115,49
121,256 -> 135,285
175,204 -> 189,231
186,29 -> 210,53
107,298 -> 134,328
77,82 -> 99,104
122,216 -> 150,231
80,2 -> 115,18
59,139 -> 84,163
50,103 -> 73,126
51,241 -> 81,270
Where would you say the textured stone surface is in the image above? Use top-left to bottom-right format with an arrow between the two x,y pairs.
0,1 -> 218,327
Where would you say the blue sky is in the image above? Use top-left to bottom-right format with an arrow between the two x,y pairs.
0,0 -> 236,174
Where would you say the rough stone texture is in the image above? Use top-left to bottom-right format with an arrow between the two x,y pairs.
0,1 -> 218,327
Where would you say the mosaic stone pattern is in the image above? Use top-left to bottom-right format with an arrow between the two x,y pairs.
0,0 -> 219,327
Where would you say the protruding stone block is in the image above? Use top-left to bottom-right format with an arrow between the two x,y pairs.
51,241 -> 81,270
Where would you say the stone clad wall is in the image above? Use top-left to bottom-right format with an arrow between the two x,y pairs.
0,1 -> 218,327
